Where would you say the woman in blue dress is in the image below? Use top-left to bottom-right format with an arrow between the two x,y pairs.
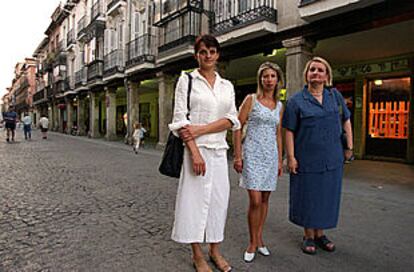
233,62 -> 284,262
282,57 -> 354,254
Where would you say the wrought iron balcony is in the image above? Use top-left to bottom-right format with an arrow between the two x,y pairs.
107,0 -> 126,11
75,67 -> 88,88
77,15 -> 88,38
47,87 -> 54,98
126,34 -> 156,67
154,0 -> 203,26
36,80 -> 46,93
91,0 -> 105,21
210,0 -> 277,35
158,11 -> 201,53
87,60 -> 104,82
104,49 -> 124,76
33,89 -> 46,103
67,29 -> 75,46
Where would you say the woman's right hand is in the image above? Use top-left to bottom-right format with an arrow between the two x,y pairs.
287,156 -> 298,175
233,158 -> 243,173
191,152 -> 206,176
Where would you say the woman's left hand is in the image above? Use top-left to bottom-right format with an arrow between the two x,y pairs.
344,149 -> 354,161
179,125 -> 203,142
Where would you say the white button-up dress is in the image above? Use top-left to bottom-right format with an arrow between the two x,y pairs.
169,69 -> 240,243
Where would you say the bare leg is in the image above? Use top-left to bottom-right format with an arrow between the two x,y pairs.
209,243 -> 231,272
247,190 -> 262,253
191,243 -> 212,272
257,191 -> 271,247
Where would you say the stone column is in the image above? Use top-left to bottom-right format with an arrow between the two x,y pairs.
157,72 -> 176,148
105,87 -> 117,140
77,96 -> 87,136
66,98 -> 73,133
126,80 -> 140,144
89,91 -> 100,138
282,37 -> 316,97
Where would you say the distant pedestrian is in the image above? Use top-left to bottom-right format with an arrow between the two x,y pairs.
132,122 -> 146,153
22,112 -> 32,140
282,57 -> 353,255
39,115 -> 49,140
2,106 -> 18,142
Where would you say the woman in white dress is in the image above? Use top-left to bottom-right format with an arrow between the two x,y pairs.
169,35 -> 240,272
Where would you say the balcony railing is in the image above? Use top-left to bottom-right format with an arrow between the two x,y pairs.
158,11 -> 201,53
87,60 -> 104,81
67,29 -> 75,46
77,15 -> 88,38
210,0 -> 277,35
104,49 -> 124,76
126,34 -> 156,67
33,89 -> 46,103
107,0 -> 125,11
154,0 -> 203,26
75,67 -> 88,88
91,0 -> 105,20
47,87 -> 54,98
36,80 -> 46,92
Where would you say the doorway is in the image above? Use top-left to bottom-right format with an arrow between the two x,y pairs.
365,77 -> 411,159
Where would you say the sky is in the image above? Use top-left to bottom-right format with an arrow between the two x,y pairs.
0,0 -> 62,99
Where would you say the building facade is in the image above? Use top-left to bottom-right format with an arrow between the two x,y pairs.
27,0 -> 413,163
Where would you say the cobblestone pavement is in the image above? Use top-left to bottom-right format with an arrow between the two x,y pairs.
0,129 -> 413,272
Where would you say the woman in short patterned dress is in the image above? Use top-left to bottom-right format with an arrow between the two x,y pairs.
233,62 -> 284,262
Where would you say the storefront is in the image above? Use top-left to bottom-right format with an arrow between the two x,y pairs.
333,56 -> 413,162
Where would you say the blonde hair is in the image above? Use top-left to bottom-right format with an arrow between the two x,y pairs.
303,56 -> 333,87
256,61 -> 285,102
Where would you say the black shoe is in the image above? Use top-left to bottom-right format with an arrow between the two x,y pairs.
315,235 -> 336,252
6,138 -> 9,142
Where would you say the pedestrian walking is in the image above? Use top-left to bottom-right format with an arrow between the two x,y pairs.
233,62 -> 284,263
2,106 -> 18,142
22,112 -> 32,140
282,57 -> 354,254
132,122 -> 146,153
39,115 -> 49,140
169,34 -> 240,272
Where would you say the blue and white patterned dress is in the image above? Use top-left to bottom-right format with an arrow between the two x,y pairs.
240,99 -> 282,191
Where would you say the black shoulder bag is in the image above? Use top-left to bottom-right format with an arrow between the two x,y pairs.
158,73 -> 192,178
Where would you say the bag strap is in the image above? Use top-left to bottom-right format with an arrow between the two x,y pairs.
248,93 -> 256,116
185,72 -> 192,121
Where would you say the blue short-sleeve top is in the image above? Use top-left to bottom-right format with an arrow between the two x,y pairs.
282,86 -> 350,173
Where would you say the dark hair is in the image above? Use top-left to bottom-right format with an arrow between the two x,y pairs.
194,34 -> 220,54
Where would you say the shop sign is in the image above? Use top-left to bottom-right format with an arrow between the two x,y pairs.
334,58 -> 409,78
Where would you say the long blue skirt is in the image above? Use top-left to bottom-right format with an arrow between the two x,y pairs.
289,167 -> 343,229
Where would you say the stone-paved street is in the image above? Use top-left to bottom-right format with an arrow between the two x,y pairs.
1,129 -> 413,272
